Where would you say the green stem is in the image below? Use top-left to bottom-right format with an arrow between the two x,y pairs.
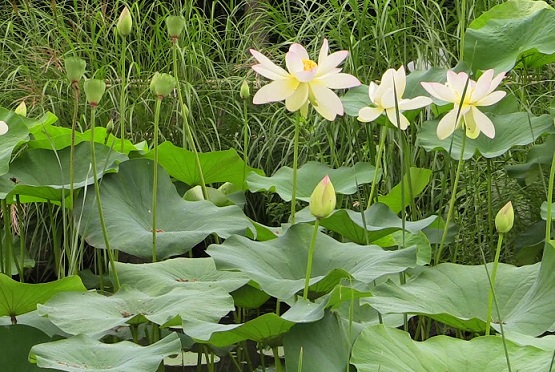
68,82 -> 79,269
272,346 -> 283,372
90,106 -> 120,290
16,195 -> 24,281
152,98 -> 162,263
119,36 -> 127,153
368,125 -> 387,206
546,145 -> 555,242
173,43 -> 208,200
1,200 -> 12,276
436,134 -> 466,264
242,98 -> 249,188
291,114 -> 302,224
486,233 -> 504,336
303,219 -> 320,300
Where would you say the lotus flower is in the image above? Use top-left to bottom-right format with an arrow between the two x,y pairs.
310,175 -> 336,219
421,69 -> 506,140
249,39 -> 360,121
0,121 -> 8,135
357,66 -> 432,129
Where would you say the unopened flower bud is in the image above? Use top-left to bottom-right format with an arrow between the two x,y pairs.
495,201 -> 514,234
106,119 -> 114,136
84,79 -> 106,106
240,80 -> 250,100
65,57 -> 86,83
166,15 -> 186,39
150,72 -> 176,98
15,101 -> 27,117
309,175 -> 336,219
117,6 -> 132,37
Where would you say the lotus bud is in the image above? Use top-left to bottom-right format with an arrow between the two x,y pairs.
309,175 -> 336,219
117,6 -> 132,37
84,79 -> 106,106
0,121 -> 8,136
495,201 -> 514,234
106,119 -> 114,136
150,72 -> 176,98
15,101 -> 27,117
166,15 -> 186,40
240,80 -> 250,100
64,57 -> 86,83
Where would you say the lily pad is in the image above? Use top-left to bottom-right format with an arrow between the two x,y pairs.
37,286 -> 234,337
144,142 -> 263,188
464,0 -> 555,72
350,324 -> 554,371
0,142 -> 127,202
506,134 -> 555,183
246,161 -> 377,202
0,274 -> 86,321
417,112 -> 553,160
114,257 -> 249,295
0,108 -> 31,176
0,324 -> 53,372
207,223 -> 418,300
29,333 -> 182,372
75,158 -> 254,259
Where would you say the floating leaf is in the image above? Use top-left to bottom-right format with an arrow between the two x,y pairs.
207,223 -> 418,300
38,286 -> 233,337
247,161 -> 377,202
144,142 -> 263,188
350,324 -> 554,371
29,333 -> 181,372
0,325 -> 53,372
76,158 -> 254,259
417,112 -> 553,160
0,142 -> 127,202
464,0 -> 555,72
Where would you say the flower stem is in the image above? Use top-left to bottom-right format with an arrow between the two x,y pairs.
152,98 -> 162,263
485,233 -> 504,336
119,36 -> 128,153
172,42 -> 208,199
545,145 -> 555,242
367,125 -> 387,206
1,200 -> 12,275
89,105 -> 120,290
242,98 -> 249,188
291,114 -> 302,224
436,134 -> 466,264
303,219 -> 320,300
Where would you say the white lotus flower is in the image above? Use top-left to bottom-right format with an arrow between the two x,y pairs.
249,39 -> 360,121
0,121 -> 8,135
421,69 -> 506,140
357,66 -> 432,129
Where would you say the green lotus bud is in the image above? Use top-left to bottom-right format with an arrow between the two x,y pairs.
150,72 -> 176,98
106,119 -> 114,135
495,201 -> 514,234
84,79 -> 106,106
309,175 -> 336,219
117,6 -> 132,37
166,15 -> 186,39
240,80 -> 250,100
64,56 -> 86,83
14,101 -> 27,117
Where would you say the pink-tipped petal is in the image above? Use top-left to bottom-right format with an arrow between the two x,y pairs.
310,82 -> 343,120
488,71 -> 506,94
357,106 -> 383,122
421,82 -> 457,103
446,70 -> 468,94
289,43 -> 310,60
475,90 -> 506,107
286,51 -> 305,74
286,83 -> 309,112
436,109 -> 460,140
252,79 -> 299,104
385,108 -> 410,130
250,49 -> 289,78
399,96 -> 432,111
471,106 -> 495,138
471,69 -> 494,102
252,65 -> 289,81
317,51 -> 349,76
318,73 -> 361,89
318,39 -> 329,63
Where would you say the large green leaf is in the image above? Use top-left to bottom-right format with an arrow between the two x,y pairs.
0,142 -> 127,202
29,333 -> 181,372
365,244 -> 555,335
378,167 -> 432,213
0,325 -> 54,372
464,0 -> 555,72
506,134 -> 555,183
207,223 -> 418,300
144,142 -> 263,188
350,325 -> 554,371
417,112 -> 553,160
37,286 -> 234,337
114,257 -> 249,295
247,161 -> 377,202
75,158 -> 254,259
0,274 -> 85,320
0,108 -> 32,176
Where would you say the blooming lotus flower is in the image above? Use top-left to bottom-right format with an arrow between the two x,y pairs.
421,69 -> 506,140
357,66 -> 432,129
249,39 -> 360,121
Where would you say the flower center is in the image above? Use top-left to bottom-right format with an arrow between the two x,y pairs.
302,59 -> 317,71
